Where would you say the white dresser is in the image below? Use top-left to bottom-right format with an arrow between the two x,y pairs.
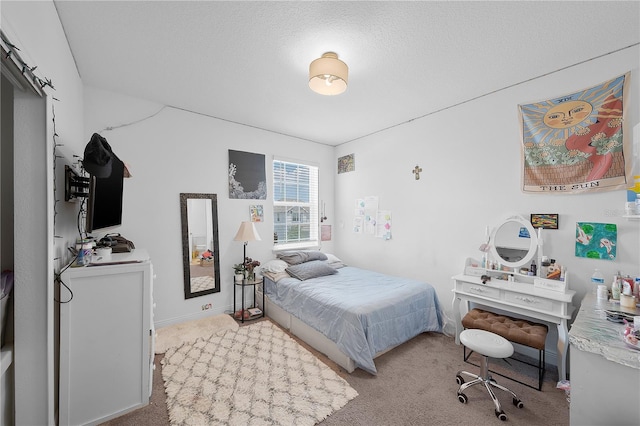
59,249 -> 154,426
452,273 -> 575,381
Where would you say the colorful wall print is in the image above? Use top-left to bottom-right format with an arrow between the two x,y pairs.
518,73 -> 631,194
228,150 -> 267,199
575,222 -> 617,260
376,211 -> 392,240
250,205 -> 263,222
338,154 -> 355,174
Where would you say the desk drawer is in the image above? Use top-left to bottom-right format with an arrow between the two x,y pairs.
505,292 -> 553,311
461,282 -> 500,299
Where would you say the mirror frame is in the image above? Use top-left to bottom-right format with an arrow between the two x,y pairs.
180,193 -> 221,299
490,215 -> 538,269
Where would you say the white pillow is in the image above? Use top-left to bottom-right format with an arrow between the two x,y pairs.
261,259 -> 288,273
324,253 -> 343,263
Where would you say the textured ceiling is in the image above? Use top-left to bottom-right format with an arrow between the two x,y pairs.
53,1 -> 640,146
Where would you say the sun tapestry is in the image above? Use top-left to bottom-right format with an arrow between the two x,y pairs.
518,73 -> 631,194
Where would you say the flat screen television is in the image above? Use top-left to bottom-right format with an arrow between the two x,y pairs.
85,157 -> 124,233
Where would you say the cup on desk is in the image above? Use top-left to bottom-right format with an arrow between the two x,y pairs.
597,285 -> 608,300
620,293 -> 636,309
95,247 -> 112,261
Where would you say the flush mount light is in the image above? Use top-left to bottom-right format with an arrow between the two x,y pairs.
308,52 -> 348,96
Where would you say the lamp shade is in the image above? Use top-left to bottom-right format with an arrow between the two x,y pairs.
309,52 -> 348,96
233,221 -> 262,243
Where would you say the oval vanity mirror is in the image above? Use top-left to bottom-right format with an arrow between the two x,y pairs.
180,193 -> 221,299
489,215 -> 538,269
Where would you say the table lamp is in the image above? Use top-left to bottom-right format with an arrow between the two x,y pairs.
233,221 -> 261,274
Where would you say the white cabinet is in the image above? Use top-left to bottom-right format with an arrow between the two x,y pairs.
60,249 -> 154,426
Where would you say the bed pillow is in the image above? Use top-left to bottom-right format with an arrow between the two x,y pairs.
285,260 -> 337,281
324,253 -> 342,263
260,259 -> 288,273
324,253 -> 347,269
277,250 -> 328,265
261,270 -> 291,283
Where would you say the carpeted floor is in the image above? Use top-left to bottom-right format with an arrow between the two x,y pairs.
101,317 -> 570,425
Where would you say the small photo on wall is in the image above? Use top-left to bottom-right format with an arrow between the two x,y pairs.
531,214 -> 559,229
250,205 -> 263,222
321,224 -> 332,241
338,154 -> 355,174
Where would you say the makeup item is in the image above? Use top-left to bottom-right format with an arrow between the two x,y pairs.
597,285 -> 608,300
611,276 -> 621,300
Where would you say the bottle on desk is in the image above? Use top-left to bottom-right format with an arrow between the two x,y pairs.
611,273 -> 622,300
591,269 -> 605,294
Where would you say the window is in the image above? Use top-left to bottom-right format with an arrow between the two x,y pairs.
273,159 -> 318,249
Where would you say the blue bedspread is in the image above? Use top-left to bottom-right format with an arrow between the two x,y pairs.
264,266 -> 443,374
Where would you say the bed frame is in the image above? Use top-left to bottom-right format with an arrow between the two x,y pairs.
256,287 -> 392,373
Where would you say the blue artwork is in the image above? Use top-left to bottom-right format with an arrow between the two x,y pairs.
575,222 -> 617,260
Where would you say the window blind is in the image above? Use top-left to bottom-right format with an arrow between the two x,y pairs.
273,159 -> 319,249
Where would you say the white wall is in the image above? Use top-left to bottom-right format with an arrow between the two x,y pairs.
83,87 -> 336,327
334,47 -> 640,334
2,1 -> 85,424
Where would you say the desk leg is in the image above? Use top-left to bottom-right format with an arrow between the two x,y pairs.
557,319 -> 569,381
452,295 -> 462,345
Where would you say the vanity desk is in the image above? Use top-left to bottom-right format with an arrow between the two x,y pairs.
452,273 -> 575,382
452,215 -> 576,382
568,293 -> 640,426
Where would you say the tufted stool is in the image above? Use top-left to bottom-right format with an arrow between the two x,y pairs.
456,329 -> 524,421
462,308 -> 548,390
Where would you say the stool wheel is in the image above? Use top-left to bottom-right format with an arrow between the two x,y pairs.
457,393 -> 468,404
455,374 -> 464,385
513,398 -> 524,409
496,410 -> 507,421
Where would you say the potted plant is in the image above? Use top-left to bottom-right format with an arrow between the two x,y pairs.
233,263 -> 245,283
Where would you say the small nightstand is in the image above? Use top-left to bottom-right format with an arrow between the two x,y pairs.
233,277 -> 265,323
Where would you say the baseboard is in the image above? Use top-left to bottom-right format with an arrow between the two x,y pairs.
153,305 -> 232,329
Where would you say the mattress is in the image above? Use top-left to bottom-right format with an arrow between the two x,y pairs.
264,266 -> 443,374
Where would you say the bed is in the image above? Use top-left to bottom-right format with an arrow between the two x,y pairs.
257,251 -> 443,374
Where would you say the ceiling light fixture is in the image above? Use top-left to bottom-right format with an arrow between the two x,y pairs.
309,52 -> 348,96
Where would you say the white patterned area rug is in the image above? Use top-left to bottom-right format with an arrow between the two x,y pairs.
156,314 -> 239,354
161,320 -> 358,426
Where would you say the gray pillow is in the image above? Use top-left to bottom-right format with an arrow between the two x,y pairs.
286,260 -> 337,281
277,250 -> 328,265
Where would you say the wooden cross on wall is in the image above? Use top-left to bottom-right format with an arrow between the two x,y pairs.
412,165 -> 422,180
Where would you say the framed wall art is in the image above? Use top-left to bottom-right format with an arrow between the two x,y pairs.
338,154 -> 355,174
531,214 -> 559,229
228,150 -> 267,199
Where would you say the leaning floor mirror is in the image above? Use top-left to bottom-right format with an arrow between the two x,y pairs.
180,193 -> 221,299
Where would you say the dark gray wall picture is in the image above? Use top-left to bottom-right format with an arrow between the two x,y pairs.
228,150 -> 267,199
